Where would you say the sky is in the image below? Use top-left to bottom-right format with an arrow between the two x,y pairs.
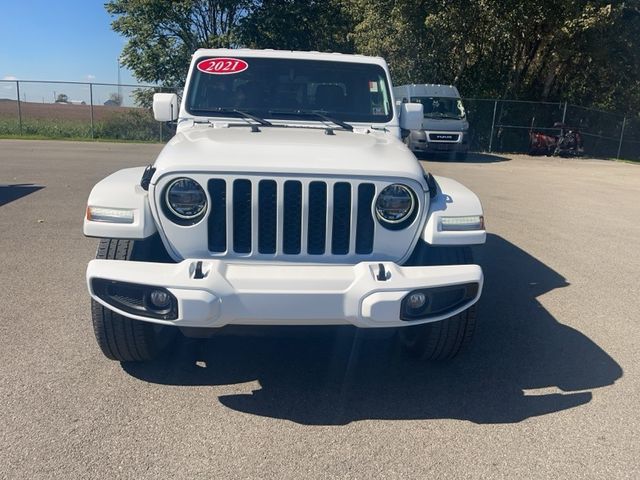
0,0 -> 141,104
0,0 -> 136,83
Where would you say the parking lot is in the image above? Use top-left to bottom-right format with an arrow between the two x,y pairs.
1,139 -> 639,479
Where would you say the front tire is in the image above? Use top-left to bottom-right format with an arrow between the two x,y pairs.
398,245 -> 478,360
91,238 -> 175,362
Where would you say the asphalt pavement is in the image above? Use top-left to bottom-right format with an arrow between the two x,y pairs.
1,140 -> 639,479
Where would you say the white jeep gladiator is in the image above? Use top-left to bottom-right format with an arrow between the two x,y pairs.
84,49 -> 486,362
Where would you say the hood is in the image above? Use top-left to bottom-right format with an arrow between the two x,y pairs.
152,125 -> 426,184
421,118 -> 469,131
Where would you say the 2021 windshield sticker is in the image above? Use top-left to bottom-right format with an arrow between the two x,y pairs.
197,58 -> 249,75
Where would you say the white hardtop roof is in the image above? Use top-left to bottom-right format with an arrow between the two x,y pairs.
191,48 -> 388,68
394,84 -> 461,98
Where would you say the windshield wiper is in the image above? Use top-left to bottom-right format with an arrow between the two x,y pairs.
269,109 -> 353,131
191,108 -> 272,126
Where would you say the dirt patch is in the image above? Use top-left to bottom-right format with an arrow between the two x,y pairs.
0,99 -> 141,122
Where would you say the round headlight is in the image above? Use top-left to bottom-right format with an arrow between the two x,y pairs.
165,177 -> 207,220
375,184 -> 415,225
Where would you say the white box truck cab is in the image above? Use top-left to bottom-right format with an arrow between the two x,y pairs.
393,84 -> 469,160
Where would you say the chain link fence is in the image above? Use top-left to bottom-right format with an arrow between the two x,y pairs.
1,80 -> 638,160
0,80 -> 178,142
464,98 -> 639,161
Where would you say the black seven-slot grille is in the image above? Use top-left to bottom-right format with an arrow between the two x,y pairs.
207,179 -> 376,256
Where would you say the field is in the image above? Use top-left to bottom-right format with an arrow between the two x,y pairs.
0,99 -> 166,141
0,98 -> 126,121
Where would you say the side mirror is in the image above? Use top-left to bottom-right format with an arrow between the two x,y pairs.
399,102 -> 423,131
153,93 -> 178,121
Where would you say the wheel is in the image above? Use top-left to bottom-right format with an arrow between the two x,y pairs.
91,238 -> 175,362
398,245 -> 477,360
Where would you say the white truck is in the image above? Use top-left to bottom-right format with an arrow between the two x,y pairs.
84,49 -> 485,362
393,84 -> 469,160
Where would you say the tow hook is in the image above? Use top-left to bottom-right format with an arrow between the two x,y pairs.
194,261 -> 207,279
377,263 -> 388,281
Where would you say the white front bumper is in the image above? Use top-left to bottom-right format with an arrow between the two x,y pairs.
87,260 -> 483,328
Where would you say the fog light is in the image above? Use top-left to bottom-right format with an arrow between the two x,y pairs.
401,290 -> 431,320
148,289 -> 171,309
407,292 -> 427,309
400,283 -> 480,321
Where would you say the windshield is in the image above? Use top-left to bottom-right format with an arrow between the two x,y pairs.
410,96 -> 466,120
186,57 -> 393,124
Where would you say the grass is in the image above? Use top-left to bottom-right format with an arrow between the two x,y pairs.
0,118 -> 93,138
0,110 -> 169,142
612,157 -> 640,165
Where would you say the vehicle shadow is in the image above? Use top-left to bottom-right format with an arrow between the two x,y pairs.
123,234 -> 622,425
418,152 -> 510,163
0,183 -> 45,207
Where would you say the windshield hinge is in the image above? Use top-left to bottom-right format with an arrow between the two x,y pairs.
140,165 -> 156,191
424,173 -> 438,199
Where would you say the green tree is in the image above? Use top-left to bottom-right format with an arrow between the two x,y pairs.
344,0 -> 428,84
107,0 -> 640,114
238,0 -> 354,52
106,0 -> 254,87
108,92 -> 123,106
346,0 -> 640,113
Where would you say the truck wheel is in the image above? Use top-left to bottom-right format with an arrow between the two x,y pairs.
91,238 -> 175,362
398,245 -> 477,360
